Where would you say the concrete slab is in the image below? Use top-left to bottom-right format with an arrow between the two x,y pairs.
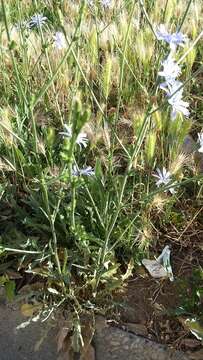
0,296 -> 190,360
0,300 -> 57,360
94,325 -> 190,360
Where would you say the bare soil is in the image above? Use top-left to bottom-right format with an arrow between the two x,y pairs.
113,222 -> 203,359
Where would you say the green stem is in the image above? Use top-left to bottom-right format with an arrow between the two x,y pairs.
177,31 -> 203,65
162,0 -> 169,22
41,176 -> 62,275
138,0 -> 158,39
35,3 -> 64,126
177,0 -> 193,32
100,58 -> 203,266
116,0 -> 137,122
71,183 -> 76,230
29,106 -> 39,155
50,215 -> 62,275
31,0 -> 86,109
3,248 -> 41,254
1,0 -> 28,108
102,110 -> 150,259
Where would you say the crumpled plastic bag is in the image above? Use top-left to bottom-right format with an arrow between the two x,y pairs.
142,245 -> 174,281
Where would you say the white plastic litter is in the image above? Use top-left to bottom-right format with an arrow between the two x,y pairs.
142,245 -> 174,281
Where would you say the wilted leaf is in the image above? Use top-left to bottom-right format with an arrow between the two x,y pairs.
21,303 -> 42,317
48,287 -> 59,295
16,319 -> 32,330
153,302 -> 165,314
122,259 -> 134,281
15,314 -> 40,331
58,314 -> 95,358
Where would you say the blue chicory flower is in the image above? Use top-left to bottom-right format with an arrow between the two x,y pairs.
101,0 -> 112,7
53,32 -> 66,50
197,133 -> 203,153
28,14 -> 47,28
158,54 -> 181,88
156,24 -> 187,51
72,165 -> 95,177
154,167 -> 176,194
59,125 -> 88,149
167,81 -> 190,120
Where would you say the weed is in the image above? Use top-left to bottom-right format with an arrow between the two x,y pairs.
0,0 -> 202,353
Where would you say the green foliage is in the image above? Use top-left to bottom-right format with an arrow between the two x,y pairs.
177,267 -> 203,317
0,0 -> 202,347
0,275 -> 15,301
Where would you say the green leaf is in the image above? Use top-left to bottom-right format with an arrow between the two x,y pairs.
46,127 -> 56,148
183,318 -> 203,341
9,40 -> 17,50
5,280 -> 15,301
95,158 -> 103,178
0,275 -> 8,286
0,245 -> 5,255
101,264 -> 120,280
